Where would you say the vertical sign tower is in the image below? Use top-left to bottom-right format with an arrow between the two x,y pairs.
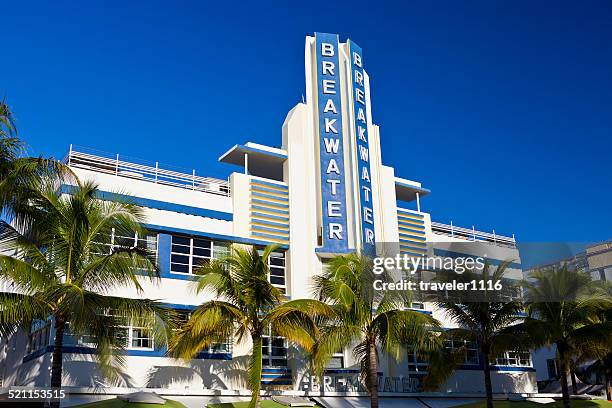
348,40 -> 376,255
314,32 -> 350,253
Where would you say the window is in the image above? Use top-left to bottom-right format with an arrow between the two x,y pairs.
130,327 -> 153,349
407,348 -> 429,372
28,322 -> 50,353
93,229 -> 158,259
495,351 -> 532,367
208,338 -> 233,354
262,327 -> 287,367
410,302 -> 424,310
170,235 -> 230,275
63,316 -> 154,350
63,323 -> 96,347
547,358 -> 559,379
257,248 -> 286,293
444,338 -> 480,365
327,352 -> 345,369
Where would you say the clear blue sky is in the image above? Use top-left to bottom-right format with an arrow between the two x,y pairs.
2,1 -> 611,243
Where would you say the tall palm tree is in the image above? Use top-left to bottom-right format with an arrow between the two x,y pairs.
0,98 -> 73,233
0,181 -> 172,408
435,261 -> 524,408
311,253 -> 442,408
516,266 -> 612,408
169,245 -> 331,408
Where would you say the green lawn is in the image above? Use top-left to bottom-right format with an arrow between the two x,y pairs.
72,397 -> 187,408
208,400 -> 321,408
455,400 -> 612,408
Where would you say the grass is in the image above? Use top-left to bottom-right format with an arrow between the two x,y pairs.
72,397 -> 187,408
455,400 -> 612,408
208,400 -> 321,408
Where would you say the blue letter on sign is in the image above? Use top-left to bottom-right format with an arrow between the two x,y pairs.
316,32 -> 349,253
349,40 -> 376,256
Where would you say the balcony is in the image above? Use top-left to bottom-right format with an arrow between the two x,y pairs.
64,145 -> 230,196
431,221 -> 516,248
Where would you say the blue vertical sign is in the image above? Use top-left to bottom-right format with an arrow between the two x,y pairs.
348,40 -> 376,256
315,33 -> 349,253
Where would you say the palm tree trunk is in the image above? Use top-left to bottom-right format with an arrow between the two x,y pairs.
49,316 -> 65,408
368,340 -> 379,408
482,351 -> 494,408
605,370 -> 611,401
570,364 -> 577,395
557,345 -> 571,408
249,334 -> 263,408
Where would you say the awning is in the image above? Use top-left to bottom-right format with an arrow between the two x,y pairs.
219,142 -> 287,181
395,177 -> 430,203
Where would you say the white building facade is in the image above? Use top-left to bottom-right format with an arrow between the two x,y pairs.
0,33 -> 537,403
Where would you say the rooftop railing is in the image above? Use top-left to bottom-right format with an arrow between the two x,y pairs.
63,145 -> 230,196
431,221 -> 516,248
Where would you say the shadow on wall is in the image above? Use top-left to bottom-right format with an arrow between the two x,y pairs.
493,372 -> 536,394
17,354 -> 51,387
63,359 -> 135,389
145,356 -> 251,390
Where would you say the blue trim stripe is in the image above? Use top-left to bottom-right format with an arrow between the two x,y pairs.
250,218 -> 288,228
398,221 -> 425,229
60,185 -> 233,221
161,302 -> 198,311
23,345 -> 231,363
251,190 -> 289,203
262,367 -> 291,373
398,219 -> 425,226
400,250 -> 427,257
145,224 -> 289,249
398,224 -> 425,232
252,231 -> 289,242
400,246 -> 427,253
261,373 -> 292,379
251,179 -> 289,189
409,308 -> 433,315
397,212 -> 424,219
161,272 -> 199,281
399,231 -> 426,240
397,210 -> 424,218
399,240 -> 427,248
251,204 -> 289,215
251,198 -> 289,209
251,211 -> 289,222
252,224 -> 289,235
251,185 -> 288,197
325,369 -> 360,374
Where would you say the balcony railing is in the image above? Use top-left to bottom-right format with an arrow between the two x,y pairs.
64,145 -> 230,196
431,221 -> 516,248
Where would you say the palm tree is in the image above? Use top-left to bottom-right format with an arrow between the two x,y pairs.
169,245 -> 331,408
435,261 -> 524,408
0,98 -> 17,138
516,266 -> 612,408
0,98 -> 73,233
311,253 -> 442,408
0,181 -> 172,408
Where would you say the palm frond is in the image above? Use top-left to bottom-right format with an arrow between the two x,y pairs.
169,300 -> 245,359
